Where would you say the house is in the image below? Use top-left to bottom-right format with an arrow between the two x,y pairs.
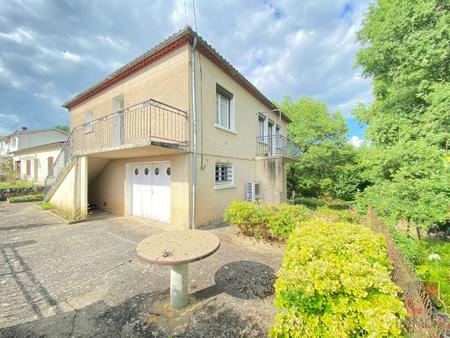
0,128 -> 68,184
46,27 -> 300,228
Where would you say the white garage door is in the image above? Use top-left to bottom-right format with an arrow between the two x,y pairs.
131,162 -> 171,223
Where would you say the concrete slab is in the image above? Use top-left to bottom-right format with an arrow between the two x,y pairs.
0,202 -> 283,337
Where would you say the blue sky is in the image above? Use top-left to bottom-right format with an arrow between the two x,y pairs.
0,0 -> 372,146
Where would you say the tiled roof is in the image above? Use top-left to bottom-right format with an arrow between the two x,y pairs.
62,26 -> 291,123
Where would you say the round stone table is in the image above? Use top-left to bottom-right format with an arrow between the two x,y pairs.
136,230 -> 220,309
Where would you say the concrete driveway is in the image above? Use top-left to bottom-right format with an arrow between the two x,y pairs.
0,202 -> 283,337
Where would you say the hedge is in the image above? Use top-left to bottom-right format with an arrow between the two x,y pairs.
270,220 -> 406,337
223,201 -> 312,241
8,194 -> 44,203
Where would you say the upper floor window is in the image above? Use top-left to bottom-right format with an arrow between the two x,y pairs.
258,114 -> 266,139
216,85 -> 234,131
84,111 -> 93,133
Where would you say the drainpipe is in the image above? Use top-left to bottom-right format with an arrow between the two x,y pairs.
191,35 -> 198,230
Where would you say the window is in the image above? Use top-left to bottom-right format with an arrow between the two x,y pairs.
84,111 -> 93,133
258,114 -> 265,139
216,85 -> 234,130
215,163 -> 234,186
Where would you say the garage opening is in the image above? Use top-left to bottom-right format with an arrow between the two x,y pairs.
130,162 -> 171,223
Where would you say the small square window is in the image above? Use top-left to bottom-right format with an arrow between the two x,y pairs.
215,163 -> 234,186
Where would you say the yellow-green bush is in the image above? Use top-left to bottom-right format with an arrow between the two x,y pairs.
223,200 -> 311,241
270,220 -> 406,337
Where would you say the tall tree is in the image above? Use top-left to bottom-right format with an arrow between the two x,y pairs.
278,96 -> 360,199
355,0 -> 450,230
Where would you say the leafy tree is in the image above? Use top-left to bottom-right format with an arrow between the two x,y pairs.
354,0 -> 450,230
54,125 -> 70,133
278,96 -> 360,199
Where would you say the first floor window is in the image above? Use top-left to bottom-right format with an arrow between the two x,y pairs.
215,163 -> 234,186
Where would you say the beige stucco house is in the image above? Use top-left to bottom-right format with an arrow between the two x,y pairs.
45,27 -> 299,228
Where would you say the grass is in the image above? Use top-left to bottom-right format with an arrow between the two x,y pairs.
0,181 -> 43,189
8,193 -> 44,203
38,201 -> 54,210
293,196 -> 350,211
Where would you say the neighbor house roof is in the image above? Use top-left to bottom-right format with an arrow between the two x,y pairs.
63,26 -> 291,123
1,128 -> 68,139
12,141 -> 66,155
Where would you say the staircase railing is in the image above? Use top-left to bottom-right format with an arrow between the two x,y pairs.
44,98 -> 189,197
44,129 -> 75,195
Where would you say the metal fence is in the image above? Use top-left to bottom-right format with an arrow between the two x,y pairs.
44,98 -> 189,196
368,206 -> 449,337
256,135 -> 301,159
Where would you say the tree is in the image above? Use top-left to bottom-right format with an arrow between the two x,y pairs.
278,96 -> 360,199
354,0 -> 450,230
54,125 -> 70,133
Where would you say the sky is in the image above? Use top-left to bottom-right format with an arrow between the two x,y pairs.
0,0 -> 372,146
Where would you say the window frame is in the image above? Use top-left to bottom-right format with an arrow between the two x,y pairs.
258,114 -> 266,139
214,163 -> 234,188
84,111 -> 93,133
215,85 -> 235,132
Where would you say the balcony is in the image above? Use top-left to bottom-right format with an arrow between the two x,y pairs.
256,135 -> 301,160
72,99 -> 189,156
45,98 -> 188,195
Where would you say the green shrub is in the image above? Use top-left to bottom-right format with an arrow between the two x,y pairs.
270,220 -> 406,337
38,202 -> 55,210
313,206 -> 360,223
0,181 -> 43,189
8,194 -> 44,203
415,239 -> 450,311
223,200 -> 312,241
294,196 -> 325,209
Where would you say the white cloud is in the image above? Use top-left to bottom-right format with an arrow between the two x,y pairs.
348,135 -> 363,147
0,0 -> 372,134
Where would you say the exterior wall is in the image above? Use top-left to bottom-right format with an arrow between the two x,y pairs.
192,50 -> 289,225
50,156 -> 88,219
88,152 -> 190,229
17,130 -> 67,150
13,146 -> 62,184
69,45 -> 190,129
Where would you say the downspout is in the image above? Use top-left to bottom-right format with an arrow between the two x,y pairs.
191,35 -> 198,230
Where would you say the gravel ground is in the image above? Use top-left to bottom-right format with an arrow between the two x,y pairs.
0,202 -> 283,337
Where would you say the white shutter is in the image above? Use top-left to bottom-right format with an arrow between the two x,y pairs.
230,96 -> 236,131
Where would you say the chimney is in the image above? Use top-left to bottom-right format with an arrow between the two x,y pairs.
22,127 -> 28,131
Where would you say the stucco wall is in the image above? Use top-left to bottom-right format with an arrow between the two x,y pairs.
69,45 -> 190,129
17,130 -> 67,150
192,49 -> 289,225
88,152 -> 190,229
50,156 -> 88,219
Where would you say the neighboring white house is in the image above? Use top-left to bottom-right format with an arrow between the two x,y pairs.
0,128 -> 68,184
12,141 -> 66,184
